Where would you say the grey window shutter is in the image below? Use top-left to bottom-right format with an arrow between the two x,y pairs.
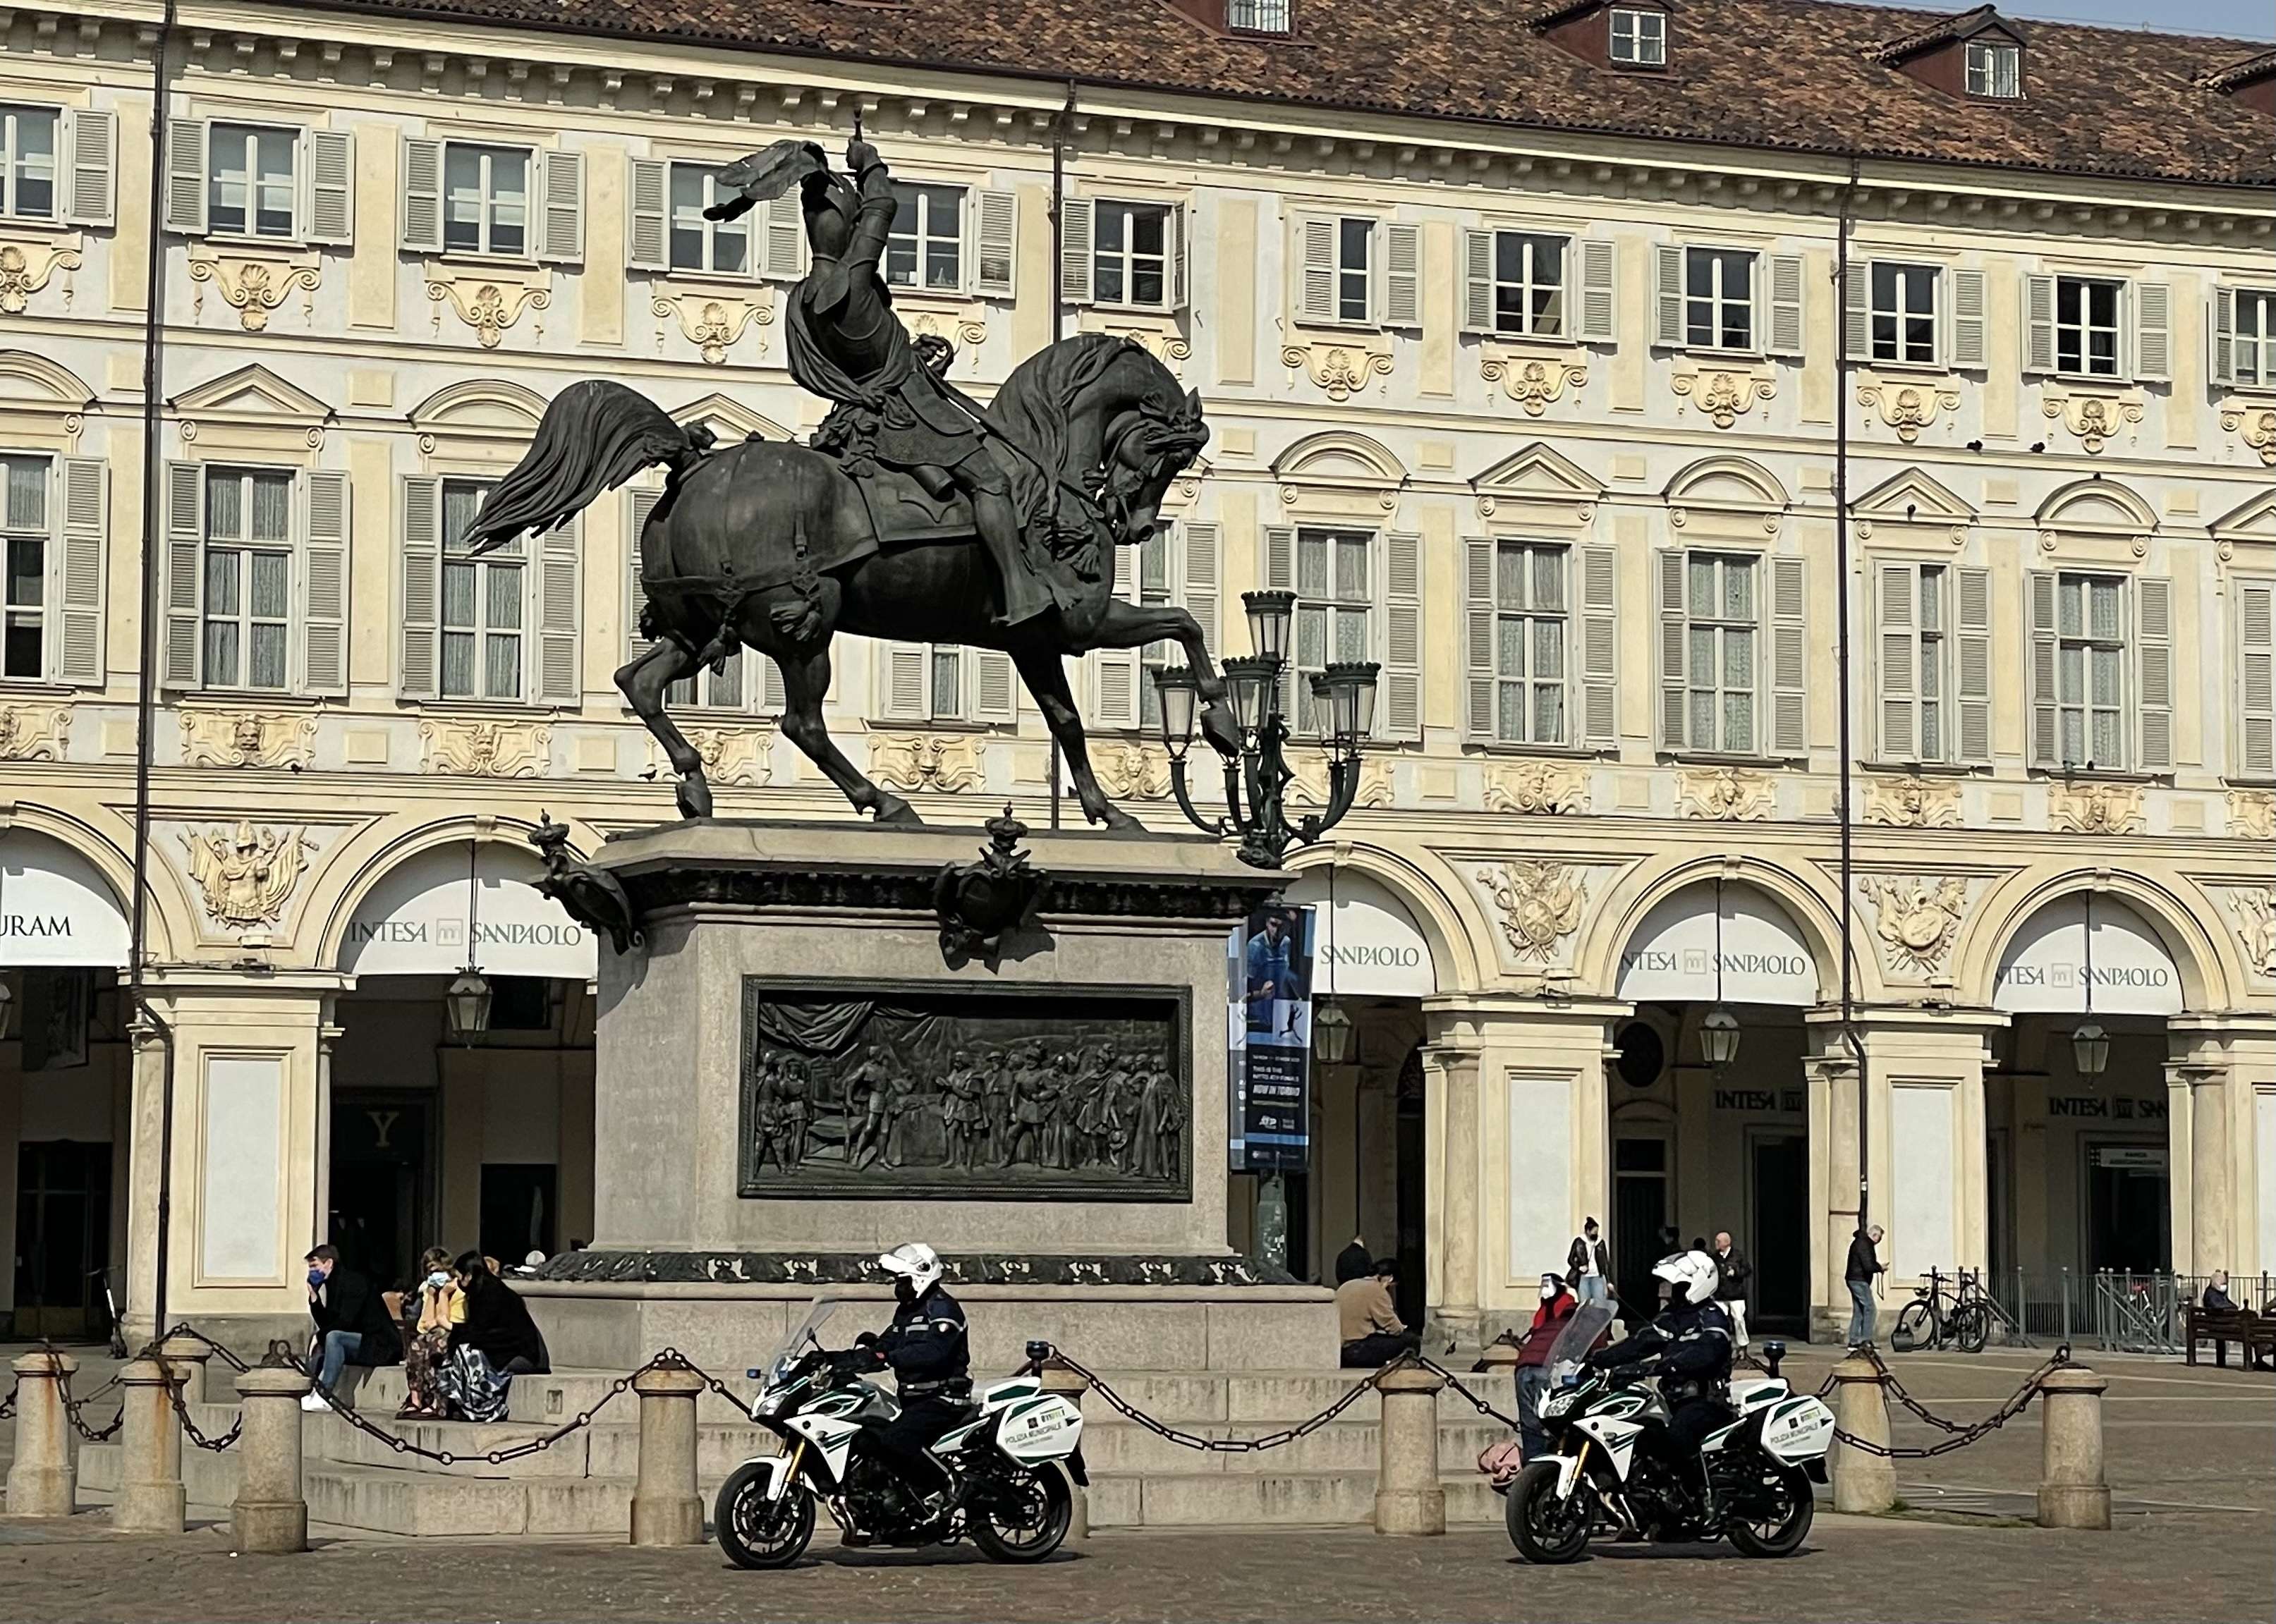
305,129 -> 354,246
1653,243 -> 1685,347
1956,566 -> 1992,764
2024,274 -> 2056,374
1381,223 -> 1421,329
880,644 -> 930,721
299,469 -> 349,696
1770,556 -> 1808,756
1169,204 -> 1188,312
1298,216 -> 1336,323
537,149 -> 585,263
627,158 -> 668,271
1842,258 -> 1870,360
973,649 -> 1017,723
1181,520 -> 1219,657
2237,578 -> 2275,779
1092,528 -> 1142,728
764,192 -> 805,280
1382,531 -> 1423,741
164,118 -> 208,235
2211,287 -> 2237,387
61,108 -> 116,228
1657,549 -> 1687,748
2028,570 -> 2059,767
1059,195 -> 1093,305
398,475 -> 440,699
2132,281 -> 2171,383
162,461 -> 205,687
2134,575 -> 2171,772
625,486 -> 662,661
537,515 -> 582,702
1463,537 -> 1495,739
1765,253 -> 1805,358
1578,238 -> 1617,343
1949,269 -> 1988,369
401,137 -> 442,254
1578,544 -> 1618,747
760,654 -> 786,714
1875,561 -> 1917,760
1461,230 -> 1493,334
972,188 -> 1016,297
54,458 -> 107,685
1262,525 -> 1295,591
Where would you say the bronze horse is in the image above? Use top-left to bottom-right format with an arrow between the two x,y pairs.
465,334 -> 1239,826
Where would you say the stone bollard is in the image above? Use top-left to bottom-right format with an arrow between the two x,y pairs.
1039,1365 -> 1091,1545
157,1334 -> 215,1408
1827,1355 -> 1897,1514
629,1363 -> 707,1546
114,1357 -> 189,1534
1372,1366 -> 1446,1536
4,1350 -> 79,1517
2037,1367 -> 2111,1530
230,1367 -> 312,1553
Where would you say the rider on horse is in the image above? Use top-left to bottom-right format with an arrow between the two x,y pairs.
786,137 -> 1057,628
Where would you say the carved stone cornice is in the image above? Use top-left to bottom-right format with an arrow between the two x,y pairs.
0,701 -> 70,762
2225,886 -> 2276,982
1093,741 -> 1172,802
1079,309 -> 1191,370
1858,874 -> 1971,978
1478,341 -> 1588,416
1862,772 -> 1963,828
535,1248 -> 1296,1287
2040,384 -> 2145,455
1671,362 -> 1776,429
1475,860 -> 1588,966
650,285 -> 774,365
2220,399 -> 2276,467
674,726 -> 772,787
420,716 -> 552,777
1287,754 -> 1393,810
870,733 -> 985,794
1281,336 -> 1393,402
178,706 -> 317,770
1856,374 -> 1960,444
618,863 -> 1281,929
896,294 -> 987,353
2229,789 -> 2275,843
2049,781 -> 2144,835
425,264 -> 552,348
1677,765 -> 1776,821
186,248 -> 321,333
1482,757 -> 1588,816
181,820 -> 308,928
0,240 -> 80,316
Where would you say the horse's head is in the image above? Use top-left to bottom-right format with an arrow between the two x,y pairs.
1099,374 -> 1209,551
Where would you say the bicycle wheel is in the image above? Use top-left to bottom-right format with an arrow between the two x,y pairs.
1952,1301 -> 1990,1355
1889,1300 -> 1934,1353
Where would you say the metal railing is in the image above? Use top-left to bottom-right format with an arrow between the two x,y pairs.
1974,1269 -> 2275,1355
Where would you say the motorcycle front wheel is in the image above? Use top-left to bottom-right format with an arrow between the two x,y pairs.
1724,1462 -> 1815,1558
1506,1460 -> 1594,1565
967,1464 -> 1073,1563
715,1461 -> 817,1569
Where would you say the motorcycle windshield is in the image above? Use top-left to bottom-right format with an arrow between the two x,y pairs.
1544,1300 -> 1615,1386
767,1297 -> 839,1383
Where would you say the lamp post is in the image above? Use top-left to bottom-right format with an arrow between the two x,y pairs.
2072,891 -> 2109,1079
1153,591 -> 1380,869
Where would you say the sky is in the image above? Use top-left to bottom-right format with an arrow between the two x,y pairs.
1830,0 -> 2276,39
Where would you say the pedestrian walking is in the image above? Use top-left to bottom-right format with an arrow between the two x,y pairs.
1845,1223 -> 1885,1346
1566,1216 -> 1610,1307
1712,1230 -> 1751,1350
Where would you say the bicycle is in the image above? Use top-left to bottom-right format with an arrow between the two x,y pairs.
1890,1267 -> 1990,1355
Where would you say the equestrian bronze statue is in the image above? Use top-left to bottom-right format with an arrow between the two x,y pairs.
464,136 -> 1239,827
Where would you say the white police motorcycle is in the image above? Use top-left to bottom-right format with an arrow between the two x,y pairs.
714,1300 -> 1087,1568
1504,1301 -> 1835,1563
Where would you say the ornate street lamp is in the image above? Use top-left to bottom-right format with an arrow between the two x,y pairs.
1700,877 -> 1742,1070
443,840 -> 492,1043
1313,998 -> 1355,1066
1153,592 -> 1381,869
2072,891 -> 2109,1079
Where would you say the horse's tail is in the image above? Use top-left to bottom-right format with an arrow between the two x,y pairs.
462,380 -> 693,556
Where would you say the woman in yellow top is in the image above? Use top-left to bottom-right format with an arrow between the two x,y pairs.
398,1247 -> 464,1419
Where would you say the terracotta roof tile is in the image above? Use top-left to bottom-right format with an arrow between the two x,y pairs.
303,0 -> 2276,187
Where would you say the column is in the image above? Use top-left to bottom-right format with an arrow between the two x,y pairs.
2169,1017 -> 2276,1276
1419,1039 -> 1480,1349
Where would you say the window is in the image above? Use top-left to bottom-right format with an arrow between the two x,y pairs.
1487,542 -> 1568,745
1134,525 -> 1175,733
208,124 -> 294,239
1685,248 -> 1754,351
1490,231 -> 1567,338
440,479 -> 522,701
667,163 -> 748,276
2239,578 -> 2274,781
1294,529 -> 1372,734
1094,201 -> 1172,310
1227,0 -> 1291,30
887,183 -> 962,291
667,650 -> 750,710
1870,262 -> 1938,365
1609,7 -> 1667,65
0,104 -> 57,220
443,144 -> 529,257
1684,554 -> 1756,755
1965,38 -> 2021,98
2231,290 -> 2276,388
1334,218 -> 1371,324
2055,276 -> 2122,378
201,468 -> 293,692
881,642 -> 981,721
3,456 -> 46,678
2052,573 -> 2124,768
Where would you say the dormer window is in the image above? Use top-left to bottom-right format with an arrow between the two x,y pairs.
1609,6 -> 1667,66
1966,37 -> 2021,97
1228,0 -> 1291,32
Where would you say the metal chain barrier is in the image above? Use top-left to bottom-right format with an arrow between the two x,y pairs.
295,1351 -> 683,1467
1414,1355 -> 1524,1431
1830,1341 -> 2074,1460
1047,1349 -> 1395,1453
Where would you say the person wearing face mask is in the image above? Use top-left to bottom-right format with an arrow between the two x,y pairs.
302,1244 -> 401,1412
1514,1272 -> 1580,1460
853,1241 -> 973,1524
1566,1216 -> 1610,1307
398,1249 -> 463,1420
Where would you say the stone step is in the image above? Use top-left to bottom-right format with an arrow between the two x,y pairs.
1087,1468 -> 1504,1529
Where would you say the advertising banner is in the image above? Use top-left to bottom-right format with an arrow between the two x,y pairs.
1229,902 -> 1314,1172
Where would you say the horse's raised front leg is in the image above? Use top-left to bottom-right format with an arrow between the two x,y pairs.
614,638 -> 712,818
1088,599 -> 1243,760
1011,646 -> 1140,831
767,638 -> 920,826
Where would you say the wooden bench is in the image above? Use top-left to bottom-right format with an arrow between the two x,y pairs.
2182,1304 -> 2276,1368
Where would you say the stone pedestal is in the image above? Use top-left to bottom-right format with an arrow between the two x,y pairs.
4,1350 -> 78,1518
115,1357 -> 189,1534
1372,1367 -> 1447,1535
1827,1356 -> 1897,1514
2038,1367 -> 2111,1530
230,1367 -> 311,1553
629,1364 -> 707,1546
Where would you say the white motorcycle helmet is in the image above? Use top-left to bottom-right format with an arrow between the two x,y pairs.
1651,1248 -> 1722,1309
878,1240 -> 944,1296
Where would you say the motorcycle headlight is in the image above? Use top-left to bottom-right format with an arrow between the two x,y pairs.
753,1391 -> 786,1420
1540,1390 -> 1576,1420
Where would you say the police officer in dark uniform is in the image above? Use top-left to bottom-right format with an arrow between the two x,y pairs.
1585,1249 -> 1735,1524
861,1240 -> 972,1518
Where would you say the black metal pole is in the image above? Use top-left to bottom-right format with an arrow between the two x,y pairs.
1046,80 -> 1074,830
1835,155 -> 1868,1231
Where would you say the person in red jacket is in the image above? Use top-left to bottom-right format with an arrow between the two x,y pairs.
1514,1272 -> 1579,1459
